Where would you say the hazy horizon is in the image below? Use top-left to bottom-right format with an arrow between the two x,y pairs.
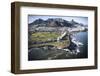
28,15 -> 88,25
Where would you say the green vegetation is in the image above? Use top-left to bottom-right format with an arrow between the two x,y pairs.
30,40 -> 70,48
29,32 -> 70,48
31,32 -> 60,42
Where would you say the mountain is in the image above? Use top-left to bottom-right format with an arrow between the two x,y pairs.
29,18 -> 79,27
69,19 -> 79,25
29,19 -> 45,26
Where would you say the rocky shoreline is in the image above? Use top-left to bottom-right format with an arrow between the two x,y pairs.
28,31 -> 85,60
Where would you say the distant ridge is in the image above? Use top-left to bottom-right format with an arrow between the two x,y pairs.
29,18 -> 81,27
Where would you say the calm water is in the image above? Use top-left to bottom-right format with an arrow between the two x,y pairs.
74,31 -> 88,58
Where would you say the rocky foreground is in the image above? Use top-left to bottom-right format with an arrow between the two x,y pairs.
28,45 -> 82,60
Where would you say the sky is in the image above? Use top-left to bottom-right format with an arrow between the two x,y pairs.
28,15 -> 88,25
